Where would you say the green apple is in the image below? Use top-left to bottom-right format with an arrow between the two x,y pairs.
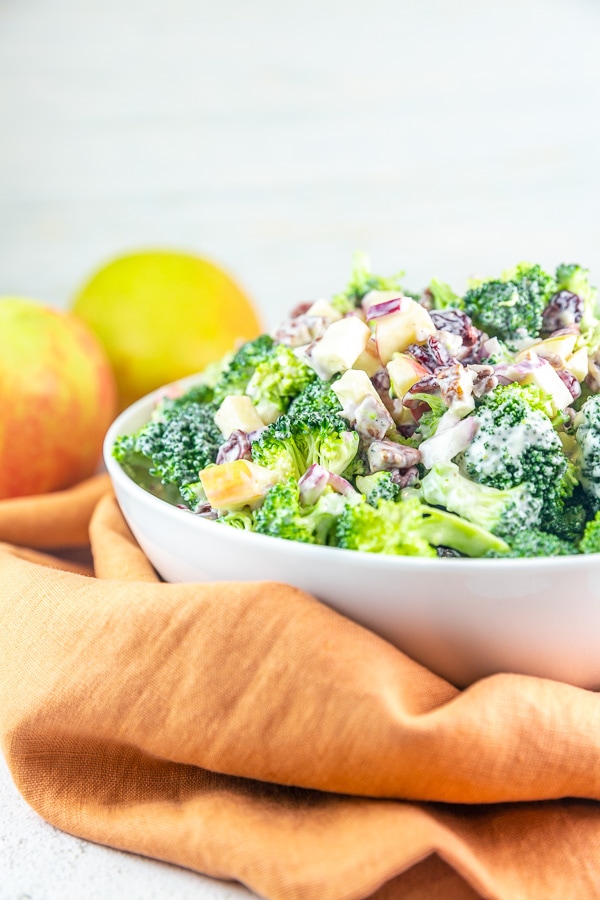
71,250 -> 262,410
0,297 -> 118,499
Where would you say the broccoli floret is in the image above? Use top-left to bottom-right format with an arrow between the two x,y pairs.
335,496 -> 509,558
217,509 -> 254,530
556,263 -> 596,305
212,334 -> 276,404
574,394 -> 600,512
427,278 -> 463,310
113,387 -> 222,508
460,385 -> 569,517
251,413 -> 359,482
486,529 -> 578,558
533,455 -> 584,539
414,394 -> 448,439
580,511 -> 600,553
543,498 -> 588,544
556,263 -> 600,348
420,461 -> 542,537
244,342 -> 316,422
212,335 -> 316,421
250,416 -> 304,480
356,471 -> 400,506
254,479 -> 345,545
287,377 -> 347,430
287,378 -> 381,478
463,263 -> 556,341
331,252 -> 405,314
502,262 -> 557,303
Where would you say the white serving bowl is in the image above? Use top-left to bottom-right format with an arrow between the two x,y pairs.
104,375 -> 600,690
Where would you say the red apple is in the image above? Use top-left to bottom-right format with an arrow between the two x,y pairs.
0,297 -> 118,499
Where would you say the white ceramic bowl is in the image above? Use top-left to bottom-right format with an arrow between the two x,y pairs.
104,375 -> 600,690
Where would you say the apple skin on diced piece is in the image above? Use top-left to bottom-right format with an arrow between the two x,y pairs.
518,333 -> 577,364
200,459 -> 279,512
353,337 -> 384,377
307,316 -> 371,379
214,395 -> 265,438
362,292 -> 404,318
386,353 -> 430,401
368,297 -> 436,365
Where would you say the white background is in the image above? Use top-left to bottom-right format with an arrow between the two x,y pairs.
1,0 -> 600,896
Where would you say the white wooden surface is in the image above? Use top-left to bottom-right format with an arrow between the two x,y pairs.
1,0 -> 600,896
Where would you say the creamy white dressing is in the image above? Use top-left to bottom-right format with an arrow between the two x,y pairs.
577,427 -> 600,500
463,410 -> 557,480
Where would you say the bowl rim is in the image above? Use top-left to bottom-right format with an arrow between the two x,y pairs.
103,374 -> 598,572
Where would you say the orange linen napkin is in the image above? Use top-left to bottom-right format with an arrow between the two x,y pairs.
1,478 -> 600,899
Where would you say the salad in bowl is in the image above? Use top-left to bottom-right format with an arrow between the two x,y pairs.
111,256 -> 600,560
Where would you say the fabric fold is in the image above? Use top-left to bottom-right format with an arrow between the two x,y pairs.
1,477 -> 600,899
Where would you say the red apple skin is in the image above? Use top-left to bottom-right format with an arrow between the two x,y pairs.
0,298 -> 118,499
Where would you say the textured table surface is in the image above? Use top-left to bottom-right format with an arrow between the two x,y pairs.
1,0 -> 600,896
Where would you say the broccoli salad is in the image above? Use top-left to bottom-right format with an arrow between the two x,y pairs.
113,255 -> 600,559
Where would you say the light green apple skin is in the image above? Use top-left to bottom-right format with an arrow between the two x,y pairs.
0,298 -> 118,499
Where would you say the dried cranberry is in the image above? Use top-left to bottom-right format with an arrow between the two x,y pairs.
289,301 -> 313,318
216,430 -> 252,465
430,309 -> 480,348
436,546 -> 462,558
542,291 -> 583,333
469,365 -> 498,398
419,287 -> 434,310
390,465 -> 420,488
407,336 -> 458,372
194,502 -> 218,520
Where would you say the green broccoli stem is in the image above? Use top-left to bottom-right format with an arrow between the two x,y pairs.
419,507 -> 509,557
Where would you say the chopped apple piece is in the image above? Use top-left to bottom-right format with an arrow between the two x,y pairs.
331,369 -> 381,411
214,395 -> 266,438
353,338 -> 383,377
306,299 -> 343,322
200,460 -> 278,512
331,369 -> 394,438
517,333 -> 577,365
565,346 -> 589,382
308,316 -> 371,379
369,298 -> 436,364
387,353 -> 430,400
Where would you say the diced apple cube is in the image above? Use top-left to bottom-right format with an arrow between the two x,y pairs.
307,299 -> 343,322
331,369 -> 394,438
308,316 -> 371,379
331,369 -> 380,413
214,395 -> 266,438
565,346 -> 589,382
353,338 -> 384,377
370,298 -> 436,364
199,460 -> 279,511
386,353 -> 430,400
